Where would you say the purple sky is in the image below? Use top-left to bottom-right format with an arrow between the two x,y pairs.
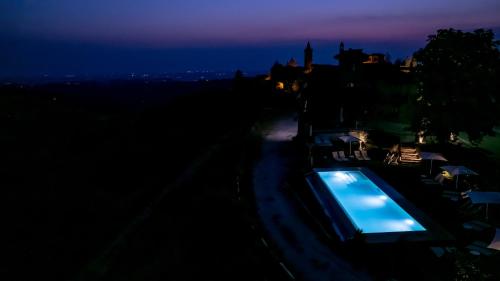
2,0 -> 500,78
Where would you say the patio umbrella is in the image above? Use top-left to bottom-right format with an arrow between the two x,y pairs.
338,135 -> 359,155
469,192 -> 500,221
419,152 -> 448,175
440,165 -> 478,190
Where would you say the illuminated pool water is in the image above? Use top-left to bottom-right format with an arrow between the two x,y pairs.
317,170 -> 426,233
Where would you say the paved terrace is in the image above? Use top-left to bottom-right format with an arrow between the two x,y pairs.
253,114 -> 371,281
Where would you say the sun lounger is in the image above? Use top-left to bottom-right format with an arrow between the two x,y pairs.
435,173 -> 446,184
421,178 -> 442,186
332,151 -> 348,162
441,192 -> 461,202
354,150 -> 365,161
384,154 -> 391,164
420,173 -> 449,186
458,203 -> 484,217
421,178 -> 437,183
338,151 -> 349,161
332,151 -> 342,161
430,246 -> 456,258
361,150 -> 371,160
466,242 -> 496,256
430,247 -> 446,258
462,220 -> 492,232
442,190 -> 470,200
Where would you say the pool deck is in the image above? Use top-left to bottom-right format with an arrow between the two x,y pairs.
307,167 -> 456,243
317,169 -> 426,234
253,114 -> 371,281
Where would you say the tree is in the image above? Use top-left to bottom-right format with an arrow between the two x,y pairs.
413,28 -> 500,144
233,69 -> 244,80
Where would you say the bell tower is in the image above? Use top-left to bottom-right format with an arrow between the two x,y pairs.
304,41 -> 313,73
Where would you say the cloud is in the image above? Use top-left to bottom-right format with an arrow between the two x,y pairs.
275,10 -> 500,42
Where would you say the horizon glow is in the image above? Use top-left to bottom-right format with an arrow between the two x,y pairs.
3,1 -> 500,46
2,1 -> 500,77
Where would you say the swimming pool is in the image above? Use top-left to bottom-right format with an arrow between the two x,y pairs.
304,167 -> 446,243
316,170 -> 425,233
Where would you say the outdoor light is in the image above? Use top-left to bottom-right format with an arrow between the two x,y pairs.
362,196 -> 387,208
404,219 -> 415,225
449,132 -> 457,142
357,131 -> 368,150
418,130 -> 425,144
378,195 -> 388,201
334,172 -> 344,177
333,171 -> 356,184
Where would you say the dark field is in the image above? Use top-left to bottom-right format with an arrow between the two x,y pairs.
0,79 -> 282,280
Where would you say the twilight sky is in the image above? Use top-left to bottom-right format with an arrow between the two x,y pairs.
2,0 -> 500,79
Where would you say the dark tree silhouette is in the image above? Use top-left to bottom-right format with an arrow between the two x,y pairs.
234,69 -> 244,80
413,28 -> 500,144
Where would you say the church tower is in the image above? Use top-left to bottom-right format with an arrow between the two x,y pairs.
304,41 -> 313,73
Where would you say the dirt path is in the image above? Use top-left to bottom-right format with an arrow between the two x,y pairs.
253,114 -> 371,281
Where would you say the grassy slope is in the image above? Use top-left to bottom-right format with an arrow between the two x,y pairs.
0,80 -> 264,280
